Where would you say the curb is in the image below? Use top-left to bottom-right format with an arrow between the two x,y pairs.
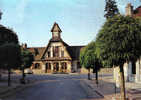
80,79 -> 104,99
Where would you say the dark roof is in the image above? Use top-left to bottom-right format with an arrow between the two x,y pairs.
51,22 -> 62,32
27,47 -> 45,60
67,46 -> 85,60
133,6 -> 141,17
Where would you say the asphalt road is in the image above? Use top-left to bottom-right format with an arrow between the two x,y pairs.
3,74 -> 106,100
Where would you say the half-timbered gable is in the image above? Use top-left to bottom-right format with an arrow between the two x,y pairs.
26,22 -> 85,73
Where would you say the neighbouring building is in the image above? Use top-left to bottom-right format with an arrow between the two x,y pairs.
114,3 -> 141,86
25,22 -> 84,73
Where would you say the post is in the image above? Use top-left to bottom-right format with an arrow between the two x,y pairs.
119,64 -> 126,100
136,59 -> 140,82
88,68 -> 91,80
96,69 -> 98,85
8,67 -> 11,86
21,65 -> 26,84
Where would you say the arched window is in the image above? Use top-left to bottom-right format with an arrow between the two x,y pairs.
61,62 -> 67,72
45,63 -> 51,73
46,63 -> 51,70
35,63 -> 40,69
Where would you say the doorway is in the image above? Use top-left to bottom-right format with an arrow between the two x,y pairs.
53,62 -> 59,72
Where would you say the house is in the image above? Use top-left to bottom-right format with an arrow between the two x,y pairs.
114,3 -> 141,86
25,22 -> 84,73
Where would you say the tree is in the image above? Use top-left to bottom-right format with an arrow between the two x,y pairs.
96,15 -> 141,100
80,47 -> 91,79
0,43 -> 21,86
0,25 -> 20,86
20,48 -> 34,84
104,0 -> 119,19
80,41 -> 101,82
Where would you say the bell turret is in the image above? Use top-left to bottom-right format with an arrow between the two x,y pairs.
125,3 -> 133,16
51,22 -> 62,39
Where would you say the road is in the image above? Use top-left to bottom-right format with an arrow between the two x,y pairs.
3,74 -> 107,100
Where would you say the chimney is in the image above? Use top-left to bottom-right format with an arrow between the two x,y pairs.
125,3 -> 133,16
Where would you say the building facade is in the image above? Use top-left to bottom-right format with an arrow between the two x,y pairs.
114,3 -> 141,86
27,23 -> 84,73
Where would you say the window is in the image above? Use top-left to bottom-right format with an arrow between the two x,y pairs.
61,62 -> 67,69
46,63 -> 51,70
61,50 -> 64,57
53,46 -> 59,57
48,51 -> 50,57
35,63 -> 40,69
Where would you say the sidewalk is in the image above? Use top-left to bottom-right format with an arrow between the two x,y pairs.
83,76 -> 141,100
0,77 -> 33,99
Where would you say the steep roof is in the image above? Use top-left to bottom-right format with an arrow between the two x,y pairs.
27,47 -> 45,60
41,39 -> 69,59
133,6 -> 141,17
51,22 -> 62,32
67,46 -> 85,60
27,45 -> 85,61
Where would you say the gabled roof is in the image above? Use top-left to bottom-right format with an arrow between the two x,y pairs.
27,45 -> 85,61
41,39 -> 69,59
27,47 -> 45,60
51,22 -> 62,32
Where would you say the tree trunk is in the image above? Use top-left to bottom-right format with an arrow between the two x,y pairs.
119,64 -> 126,100
96,70 -> 98,85
0,69 -> 1,80
88,68 -> 91,80
8,67 -> 11,86
21,66 -> 26,84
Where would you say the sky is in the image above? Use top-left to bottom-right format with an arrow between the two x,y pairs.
0,0 -> 141,47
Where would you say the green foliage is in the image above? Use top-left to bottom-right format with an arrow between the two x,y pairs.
79,41 -> 101,71
0,25 -> 18,45
0,43 -> 21,69
96,15 -> 141,67
0,26 -> 20,70
21,48 -> 34,69
104,0 -> 119,19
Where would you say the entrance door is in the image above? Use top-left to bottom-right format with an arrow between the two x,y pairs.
53,62 -> 59,72
61,62 -> 67,73
46,63 -> 51,73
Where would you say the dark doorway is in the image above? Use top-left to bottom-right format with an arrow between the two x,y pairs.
53,62 -> 59,72
46,63 -> 51,73
61,62 -> 67,73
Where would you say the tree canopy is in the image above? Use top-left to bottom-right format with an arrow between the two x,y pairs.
21,48 -> 34,69
0,43 -> 21,69
0,25 -> 20,70
96,15 -> 141,66
0,25 -> 18,45
80,41 -> 101,71
96,15 -> 141,100
104,0 -> 119,19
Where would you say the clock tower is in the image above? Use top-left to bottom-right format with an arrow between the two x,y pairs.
51,22 -> 62,40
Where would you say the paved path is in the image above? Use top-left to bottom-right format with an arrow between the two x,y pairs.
3,74 -> 104,100
1,74 -> 113,83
